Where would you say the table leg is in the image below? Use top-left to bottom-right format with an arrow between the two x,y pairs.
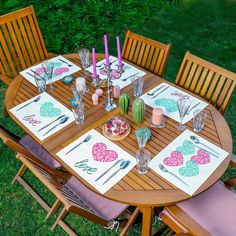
140,206 -> 153,236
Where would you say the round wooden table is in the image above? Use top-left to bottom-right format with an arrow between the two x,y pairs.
5,53 -> 232,236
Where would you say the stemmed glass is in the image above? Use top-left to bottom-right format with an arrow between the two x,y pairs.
78,48 -> 89,76
34,72 -> 46,93
135,128 -> 149,150
176,98 -> 191,131
42,62 -> 54,90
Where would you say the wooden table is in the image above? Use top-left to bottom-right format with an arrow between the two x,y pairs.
5,53 -> 232,236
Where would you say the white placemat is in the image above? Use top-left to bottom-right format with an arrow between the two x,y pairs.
149,129 -> 229,196
20,55 -> 81,86
140,82 -> 209,124
86,56 -> 146,89
10,92 -> 74,141
57,129 -> 136,194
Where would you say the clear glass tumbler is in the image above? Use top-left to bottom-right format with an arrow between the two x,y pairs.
193,109 -> 207,132
131,76 -> 144,98
78,48 -> 89,75
72,103 -> 85,125
136,149 -> 151,174
71,85 -> 83,103
42,61 -> 54,90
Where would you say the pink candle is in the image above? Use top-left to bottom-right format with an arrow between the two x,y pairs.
104,35 -> 109,66
113,85 -> 120,98
116,36 -> 122,67
152,108 -> 163,125
92,48 -> 97,79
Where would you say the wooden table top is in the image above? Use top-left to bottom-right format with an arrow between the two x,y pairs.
5,53 -> 232,207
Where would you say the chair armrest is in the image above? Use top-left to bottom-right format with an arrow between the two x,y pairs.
164,205 -> 211,236
0,74 -> 12,86
230,154 -> 236,168
224,177 -> 236,188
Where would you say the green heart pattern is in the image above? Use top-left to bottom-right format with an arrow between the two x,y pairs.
155,98 -> 178,112
179,160 -> 199,177
40,102 -> 62,117
176,140 -> 195,155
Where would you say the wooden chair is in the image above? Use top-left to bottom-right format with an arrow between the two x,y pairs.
175,51 -> 236,115
159,157 -> 236,236
0,126 -> 139,235
122,30 -> 171,77
0,5 -> 52,86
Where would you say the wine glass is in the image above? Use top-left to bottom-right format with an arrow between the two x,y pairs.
135,128 -> 149,150
42,62 -> 54,90
176,98 -> 191,131
78,48 -> 89,76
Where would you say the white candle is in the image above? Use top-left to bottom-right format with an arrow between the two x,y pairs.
76,77 -> 86,93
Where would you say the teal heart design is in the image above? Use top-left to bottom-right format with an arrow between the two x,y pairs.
179,160 -> 199,177
176,140 -> 195,155
40,102 -> 61,117
155,98 -> 178,112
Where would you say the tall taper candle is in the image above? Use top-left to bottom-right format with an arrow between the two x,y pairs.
116,36 -> 122,67
104,35 -> 109,66
92,48 -> 97,79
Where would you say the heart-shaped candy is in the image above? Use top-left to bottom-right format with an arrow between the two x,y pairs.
179,160 -> 199,177
191,150 -> 210,165
92,142 -> 118,162
40,102 -> 62,117
176,140 -> 195,155
155,98 -> 178,113
163,151 -> 183,167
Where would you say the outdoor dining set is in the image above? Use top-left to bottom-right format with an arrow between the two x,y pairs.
1,5 -> 236,236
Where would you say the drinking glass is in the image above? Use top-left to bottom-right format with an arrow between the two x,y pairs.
71,85 -> 83,104
34,72 -> 46,93
176,98 -> 191,131
136,149 -> 151,174
72,103 -> 85,125
131,76 -> 144,98
42,62 -> 54,90
135,128 -> 149,150
78,48 -> 89,76
193,109 -> 207,132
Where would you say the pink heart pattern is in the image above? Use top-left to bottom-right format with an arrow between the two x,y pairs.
163,151 -> 183,167
54,67 -> 69,75
191,150 -> 210,165
92,142 -> 118,162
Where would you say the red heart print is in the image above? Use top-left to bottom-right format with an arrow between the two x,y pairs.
92,142 -> 118,162
191,150 -> 210,165
163,151 -> 183,167
54,67 -> 69,75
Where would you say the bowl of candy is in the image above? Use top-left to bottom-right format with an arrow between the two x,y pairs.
102,116 -> 131,141
63,75 -> 75,84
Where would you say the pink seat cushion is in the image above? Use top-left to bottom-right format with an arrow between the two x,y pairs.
66,176 -> 128,221
19,135 -> 61,169
163,182 -> 236,235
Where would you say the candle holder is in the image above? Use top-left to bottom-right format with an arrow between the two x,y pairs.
103,64 -> 117,112
92,75 -> 101,87
117,63 -> 125,74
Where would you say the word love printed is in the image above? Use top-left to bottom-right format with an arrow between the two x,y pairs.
23,114 -> 41,126
74,159 -> 97,175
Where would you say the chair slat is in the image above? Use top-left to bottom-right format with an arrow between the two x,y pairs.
175,51 -> 236,114
1,24 -> 22,72
0,5 -> 48,83
122,31 -> 171,77
17,18 -> 36,65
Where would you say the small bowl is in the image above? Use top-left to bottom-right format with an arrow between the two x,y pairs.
69,97 -> 80,107
63,75 -> 75,84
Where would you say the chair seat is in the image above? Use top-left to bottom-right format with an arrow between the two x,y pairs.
66,176 -> 128,221
19,135 -> 61,169
162,182 -> 236,236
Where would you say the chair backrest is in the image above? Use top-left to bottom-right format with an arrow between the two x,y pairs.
0,5 -> 48,80
122,30 -> 171,77
175,51 -> 236,115
0,125 -> 62,178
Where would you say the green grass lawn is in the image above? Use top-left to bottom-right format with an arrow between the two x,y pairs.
0,0 -> 236,235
